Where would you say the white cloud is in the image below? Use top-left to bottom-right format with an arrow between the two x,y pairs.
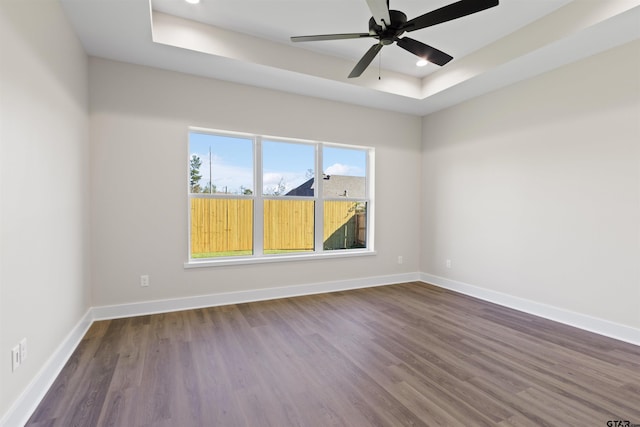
262,171 -> 308,195
324,163 -> 364,176
192,151 -> 253,194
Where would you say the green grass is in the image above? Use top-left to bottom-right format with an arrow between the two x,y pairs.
263,249 -> 313,255
191,250 -> 252,258
192,249 -> 313,258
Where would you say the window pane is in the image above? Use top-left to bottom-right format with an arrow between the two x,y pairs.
189,132 -> 253,195
264,200 -> 314,254
190,198 -> 253,258
263,140 -> 314,196
323,147 -> 366,198
324,201 -> 366,250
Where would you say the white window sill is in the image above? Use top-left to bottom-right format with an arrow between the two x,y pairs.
184,249 -> 376,268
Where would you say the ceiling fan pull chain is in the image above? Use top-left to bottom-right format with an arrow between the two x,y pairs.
378,51 -> 382,80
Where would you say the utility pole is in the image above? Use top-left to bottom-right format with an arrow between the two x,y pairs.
209,146 -> 212,193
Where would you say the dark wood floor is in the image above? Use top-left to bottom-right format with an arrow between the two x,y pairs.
27,282 -> 639,426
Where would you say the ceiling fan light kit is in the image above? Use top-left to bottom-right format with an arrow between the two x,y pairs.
291,0 -> 499,78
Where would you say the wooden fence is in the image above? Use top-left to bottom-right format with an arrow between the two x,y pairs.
190,198 -> 253,254
263,199 -> 315,251
323,201 -> 366,250
190,198 -> 366,255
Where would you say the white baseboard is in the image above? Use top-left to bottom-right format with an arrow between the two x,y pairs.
1,272 -> 419,426
4,270 -> 637,426
92,272 -> 421,320
1,309 -> 94,427
420,272 -> 640,346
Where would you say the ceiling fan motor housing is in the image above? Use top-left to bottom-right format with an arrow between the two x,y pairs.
291,0 -> 500,78
369,10 -> 407,44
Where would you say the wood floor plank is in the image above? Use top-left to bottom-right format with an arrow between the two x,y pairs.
27,334 -> 104,423
26,282 -> 640,426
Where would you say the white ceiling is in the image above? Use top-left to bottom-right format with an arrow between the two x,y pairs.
151,0 -> 569,78
61,0 -> 640,115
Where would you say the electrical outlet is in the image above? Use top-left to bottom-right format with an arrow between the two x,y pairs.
19,338 -> 27,363
140,275 -> 149,287
446,259 -> 452,269
397,255 -> 403,265
11,345 -> 21,371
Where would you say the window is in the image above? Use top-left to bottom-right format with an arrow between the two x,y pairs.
188,128 -> 373,264
322,146 -> 368,251
189,133 -> 254,258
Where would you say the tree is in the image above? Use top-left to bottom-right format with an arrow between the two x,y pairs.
305,168 -> 314,179
266,177 -> 286,196
190,155 -> 202,193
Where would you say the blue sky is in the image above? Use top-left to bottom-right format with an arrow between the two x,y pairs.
189,132 -> 366,195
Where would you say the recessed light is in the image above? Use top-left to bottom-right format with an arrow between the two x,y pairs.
185,0 -> 200,4
416,58 -> 428,67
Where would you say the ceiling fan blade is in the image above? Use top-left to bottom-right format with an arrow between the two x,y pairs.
348,44 -> 383,78
396,37 -> 453,66
366,0 -> 391,27
402,0 -> 499,32
291,33 -> 374,42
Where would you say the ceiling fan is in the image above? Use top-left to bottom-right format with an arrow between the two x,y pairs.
291,0 -> 499,78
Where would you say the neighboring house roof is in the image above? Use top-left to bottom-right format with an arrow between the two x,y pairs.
285,177 -> 314,197
286,175 -> 366,199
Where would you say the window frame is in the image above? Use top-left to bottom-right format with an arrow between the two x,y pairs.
185,127 -> 375,268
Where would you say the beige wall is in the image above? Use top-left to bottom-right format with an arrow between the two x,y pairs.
89,58 -> 422,307
1,0 -> 638,421
0,0 -> 90,418
421,40 -> 640,329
